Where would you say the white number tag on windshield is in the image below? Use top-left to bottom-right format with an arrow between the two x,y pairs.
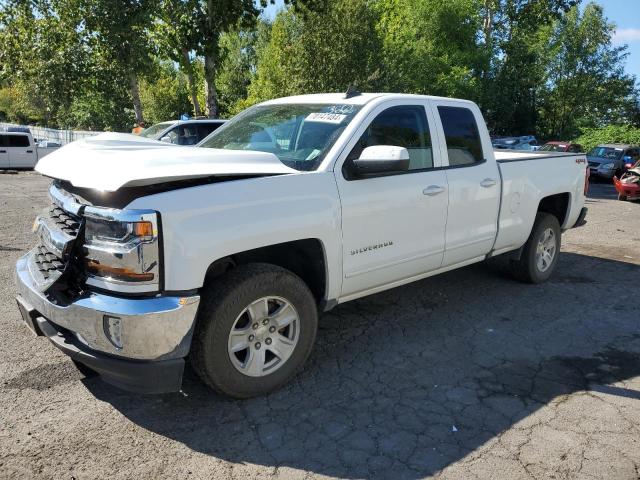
305,112 -> 347,124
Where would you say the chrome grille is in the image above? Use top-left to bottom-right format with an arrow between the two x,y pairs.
29,191 -> 84,291
48,204 -> 81,237
33,243 -> 65,281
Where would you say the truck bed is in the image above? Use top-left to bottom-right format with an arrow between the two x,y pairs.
492,149 -> 587,257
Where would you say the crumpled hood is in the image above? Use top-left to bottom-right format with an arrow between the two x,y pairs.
35,132 -> 298,191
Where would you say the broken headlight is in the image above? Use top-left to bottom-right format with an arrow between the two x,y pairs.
83,207 -> 161,293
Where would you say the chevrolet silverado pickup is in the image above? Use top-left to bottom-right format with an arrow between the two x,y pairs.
15,93 -> 589,398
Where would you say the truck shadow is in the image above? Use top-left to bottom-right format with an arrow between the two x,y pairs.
86,252 -> 640,479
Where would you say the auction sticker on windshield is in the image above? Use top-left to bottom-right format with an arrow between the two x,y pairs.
305,112 -> 347,124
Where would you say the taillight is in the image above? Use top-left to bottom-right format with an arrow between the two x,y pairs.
584,166 -> 589,195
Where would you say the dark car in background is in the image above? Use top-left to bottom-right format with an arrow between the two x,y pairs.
539,141 -> 583,153
139,119 -> 226,146
586,144 -> 640,179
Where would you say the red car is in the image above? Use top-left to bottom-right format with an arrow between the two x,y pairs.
539,141 -> 583,153
613,160 -> 640,201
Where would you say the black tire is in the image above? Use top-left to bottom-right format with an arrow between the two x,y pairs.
618,193 -> 627,201
510,212 -> 561,284
191,263 -> 318,398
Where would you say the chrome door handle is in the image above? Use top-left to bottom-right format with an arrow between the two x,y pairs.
480,178 -> 497,188
423,185 -> 445,196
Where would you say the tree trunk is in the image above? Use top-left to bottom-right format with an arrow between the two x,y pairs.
129,73 -> 144,123
182,48 -> 202,117
204,54 -> 218,119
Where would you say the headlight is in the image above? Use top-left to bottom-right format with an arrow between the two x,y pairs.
83,206 -> 161,293
600,162 -> 615,170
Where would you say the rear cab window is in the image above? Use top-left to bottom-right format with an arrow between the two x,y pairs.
436,106 -> 484,166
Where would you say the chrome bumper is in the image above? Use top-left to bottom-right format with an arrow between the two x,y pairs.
15,253 -> 200,361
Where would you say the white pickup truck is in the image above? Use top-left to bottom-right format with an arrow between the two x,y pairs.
15,93 -> 588,398
0,131 -> 60,168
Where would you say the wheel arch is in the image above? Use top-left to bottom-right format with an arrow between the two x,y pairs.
537,192 -> 571,228
203,238 -> 329,307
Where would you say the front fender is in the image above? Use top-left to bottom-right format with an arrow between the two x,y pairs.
126,172 -> 343,300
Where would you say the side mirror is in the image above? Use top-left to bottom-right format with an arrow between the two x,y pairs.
160,135 -> 173,143
352,145 -> 410,177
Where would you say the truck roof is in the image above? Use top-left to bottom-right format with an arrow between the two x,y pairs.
261,92 -> 477,106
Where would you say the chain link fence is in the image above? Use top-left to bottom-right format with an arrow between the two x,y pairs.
0,122 -> 101,145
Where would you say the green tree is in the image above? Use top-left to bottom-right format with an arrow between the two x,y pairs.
154,0 -> 204,116
216,21 -> 269,117
376,0 -> 485,99
139,63 -> 192,123
537,3 -> 638,139
0,0 -> 88,126
247,0 -> 381,104
480,0 -> 577,135
80,0 -> 159,124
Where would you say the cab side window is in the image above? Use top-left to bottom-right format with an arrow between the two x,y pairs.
348,105 -> 433,171
7,135 -> 30,147
437,106 -> 484,166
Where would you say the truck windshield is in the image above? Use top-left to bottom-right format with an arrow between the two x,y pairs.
139,122 -> 175,139
587,146 -> 624,160
199,103 -> 362,171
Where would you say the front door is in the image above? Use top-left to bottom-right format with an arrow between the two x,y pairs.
335,103 -> 449,298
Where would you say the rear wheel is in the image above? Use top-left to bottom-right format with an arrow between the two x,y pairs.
191,263 -> 318,398
618,193 -> 628,201
511,213 -> 561,284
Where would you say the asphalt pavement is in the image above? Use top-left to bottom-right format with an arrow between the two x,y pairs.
0,172 -> 639,479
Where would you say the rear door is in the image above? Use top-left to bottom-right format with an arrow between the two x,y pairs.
335,101 -> 448,298
0,135 -> 8,168
7,134 -> 36,168
430,101 -> 501,267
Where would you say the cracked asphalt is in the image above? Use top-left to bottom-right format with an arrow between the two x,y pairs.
1,172 -> 639,480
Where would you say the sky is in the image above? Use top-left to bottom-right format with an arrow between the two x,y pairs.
262,0 -> 640,81
600,0 -> 640,79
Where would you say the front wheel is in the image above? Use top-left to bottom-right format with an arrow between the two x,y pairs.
191,263 -> 318,398
511,212 -> 561,284
618,193 -> 628,201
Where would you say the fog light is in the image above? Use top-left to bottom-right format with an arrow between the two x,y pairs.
103,315 -> 123,350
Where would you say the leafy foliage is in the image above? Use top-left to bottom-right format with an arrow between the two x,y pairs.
574,125 -> 640,152
0,0 -> 637,137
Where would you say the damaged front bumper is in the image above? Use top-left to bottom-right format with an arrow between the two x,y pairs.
15,253 -> 200,393
613,172 -> 640,200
